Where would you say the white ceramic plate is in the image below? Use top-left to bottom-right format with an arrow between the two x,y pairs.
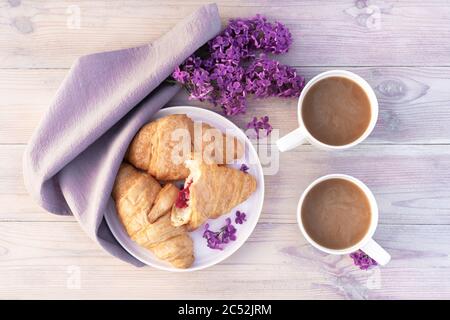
105,106 -> 265,272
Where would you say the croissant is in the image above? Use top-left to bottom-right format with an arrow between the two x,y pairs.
148,183 -> 179,223
126,114 -> 193,180
112,162 -> 161,236
126,114 -> 243,180
196,122 -> 244,165
171,158 -> 257,231
112,163 -> 194,268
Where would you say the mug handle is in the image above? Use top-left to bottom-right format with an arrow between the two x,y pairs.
276,127 -> 307,152
361,239 -> 391,266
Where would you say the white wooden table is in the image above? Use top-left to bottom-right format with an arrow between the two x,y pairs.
1,0 -> 450,299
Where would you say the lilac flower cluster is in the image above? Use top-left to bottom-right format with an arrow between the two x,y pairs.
245,56 -> 305,99
173,15 -> 305,116
247,116 -> 273,139
203,218 -> 237,250
203,211 -> 248,250
350,250 -> 378,270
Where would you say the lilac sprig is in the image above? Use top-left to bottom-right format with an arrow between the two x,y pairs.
203,218 -> 237,250
247,116 -> 273,139
350,250 -> 378,270
172,15 -> 305,116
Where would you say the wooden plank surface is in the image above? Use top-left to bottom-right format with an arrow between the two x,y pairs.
1,222 -> 450,299
1,0 -> 449,68
1,0 -> 450,300
2,144 -> 450,225
2,67 -> 450,144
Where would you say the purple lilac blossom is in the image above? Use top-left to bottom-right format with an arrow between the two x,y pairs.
172,15 -> 305,116
350,250 -> 378,270
245,55 -> 305,98
203,218 -> 237,250
235,211 -> 247,224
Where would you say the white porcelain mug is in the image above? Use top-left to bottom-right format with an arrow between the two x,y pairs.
297,174 -> 391,265
276,70 -> 379,152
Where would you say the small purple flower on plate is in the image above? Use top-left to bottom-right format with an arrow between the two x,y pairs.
203,218 -> 238,250
235,211 -> 247,224
239,163 -> 249,173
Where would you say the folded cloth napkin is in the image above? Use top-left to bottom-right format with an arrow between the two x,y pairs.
23,4 -> 221,266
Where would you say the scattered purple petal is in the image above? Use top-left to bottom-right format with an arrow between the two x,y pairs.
235,211 -> 247,224
239,163 -> 249,173
350,250 -> 378,270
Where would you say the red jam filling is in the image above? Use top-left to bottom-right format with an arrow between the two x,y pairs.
175,179 -> 193,208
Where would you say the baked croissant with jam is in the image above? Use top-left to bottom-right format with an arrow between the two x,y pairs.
126,114 -> 244,180
112,163 -> 194,268
171,157 -> 257,231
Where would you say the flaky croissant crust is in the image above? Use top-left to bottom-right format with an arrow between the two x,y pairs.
171,158 -> 257,231
112,163 -> 194,269
126,114 -> 244,180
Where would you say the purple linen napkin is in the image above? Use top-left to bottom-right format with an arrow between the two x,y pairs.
23,4 -> 221,266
